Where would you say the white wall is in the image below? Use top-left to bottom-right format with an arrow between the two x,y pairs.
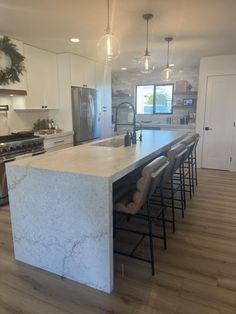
0,97 -> 49,136
196,54 -> 236,169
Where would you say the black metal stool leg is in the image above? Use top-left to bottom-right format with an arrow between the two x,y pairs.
179,165 -> 185,218
171,177 -> 176,232
147,202 -> 155,275
194,151 -> 198,186
191,153 -> 195,194
160,186 -> 167,250
188,157 -> 192,200
181,163 -> 186,210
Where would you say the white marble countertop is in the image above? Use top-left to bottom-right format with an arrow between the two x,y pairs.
35,130 -> 73,139
11,130 -> 188,181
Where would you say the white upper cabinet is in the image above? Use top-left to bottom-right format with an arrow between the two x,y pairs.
70,54 -> 95,88
23,44 -> 59,109
0,39 -> 27,91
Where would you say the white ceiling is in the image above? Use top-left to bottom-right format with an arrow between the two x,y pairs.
0,0 -> 236,71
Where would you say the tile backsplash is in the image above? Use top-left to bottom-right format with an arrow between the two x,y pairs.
0,97 -> 49,136
112,66 -> 199,125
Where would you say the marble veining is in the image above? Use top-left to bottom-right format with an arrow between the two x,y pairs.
7,165 -> 112,292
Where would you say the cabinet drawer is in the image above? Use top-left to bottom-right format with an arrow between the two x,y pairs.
46,143 -> 73,152
44,135 -> 73,150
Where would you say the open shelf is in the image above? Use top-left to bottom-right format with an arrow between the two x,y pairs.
174,91 -> 198,96
173,105 -> 196,109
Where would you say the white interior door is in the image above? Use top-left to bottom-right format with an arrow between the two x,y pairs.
202,75 -> 236,170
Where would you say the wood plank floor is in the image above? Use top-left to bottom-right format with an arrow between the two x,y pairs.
0,169 -> 236,314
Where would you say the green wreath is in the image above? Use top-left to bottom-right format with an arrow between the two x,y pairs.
0,36 -> 25,85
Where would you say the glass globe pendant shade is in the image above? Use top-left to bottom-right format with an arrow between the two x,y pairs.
161,37 -> 174,81
161,66 -> 174,81
97,32 -> 120,62
139,54 -> 154,74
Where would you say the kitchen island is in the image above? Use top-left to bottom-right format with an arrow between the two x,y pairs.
6,130 -> 188,293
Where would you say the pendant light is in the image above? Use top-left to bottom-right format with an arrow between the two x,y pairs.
139,14 -> 154,74
97,0 -> 120,62
161,37 -> 174,81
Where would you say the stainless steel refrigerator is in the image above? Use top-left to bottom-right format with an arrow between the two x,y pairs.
71,87 -> 101,144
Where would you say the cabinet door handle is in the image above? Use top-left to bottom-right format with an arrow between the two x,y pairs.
54,140 -> 65,144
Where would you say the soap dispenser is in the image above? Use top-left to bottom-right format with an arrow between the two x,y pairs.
132,131 -> 137,144
124,131 -> 129,147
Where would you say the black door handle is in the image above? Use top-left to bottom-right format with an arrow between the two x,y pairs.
204,127 -> 212,131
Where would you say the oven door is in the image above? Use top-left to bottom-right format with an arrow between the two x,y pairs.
0,158 -> 15,206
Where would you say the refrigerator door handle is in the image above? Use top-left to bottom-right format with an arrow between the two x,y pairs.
88,94 -> 95,134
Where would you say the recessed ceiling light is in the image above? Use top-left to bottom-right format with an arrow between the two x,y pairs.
9,94 -> 14,97
121,67 -> 127,70
70,38 -> 80,43
169,63 -> 175,67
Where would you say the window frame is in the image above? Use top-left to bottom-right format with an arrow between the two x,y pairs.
135,83 -> 174,115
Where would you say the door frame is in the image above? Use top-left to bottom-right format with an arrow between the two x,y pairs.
195,55 -> 236,170
201,74 -> 236,170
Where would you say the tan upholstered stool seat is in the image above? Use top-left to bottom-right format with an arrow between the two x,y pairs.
114,156 -> 168,215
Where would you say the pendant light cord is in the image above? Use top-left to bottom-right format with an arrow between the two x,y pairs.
167,40 -> 170,67
145,18 -> 149,55
107,0 -> 110,33
165,37 -> 173,67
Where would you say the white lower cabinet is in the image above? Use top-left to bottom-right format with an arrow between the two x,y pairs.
43,133 -> 73,152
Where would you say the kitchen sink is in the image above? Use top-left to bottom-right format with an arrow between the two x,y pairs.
93,138 -> 124,148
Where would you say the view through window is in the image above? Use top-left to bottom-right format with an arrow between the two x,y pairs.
136,84 -> 174,114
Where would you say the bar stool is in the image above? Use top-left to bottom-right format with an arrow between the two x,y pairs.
113,156 -> 169,275
180,133 -> 200,197
191,133 -> 200,187
150,144 -> 187,232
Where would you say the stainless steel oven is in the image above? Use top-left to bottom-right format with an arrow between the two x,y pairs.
0,133 -> 45,206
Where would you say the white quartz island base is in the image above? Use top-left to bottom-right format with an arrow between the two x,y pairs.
6,130 -> 188,293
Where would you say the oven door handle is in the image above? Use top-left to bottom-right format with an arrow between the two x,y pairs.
4,158 -> 16,163
32,150 -> 46,157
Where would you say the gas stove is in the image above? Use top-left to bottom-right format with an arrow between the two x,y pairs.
0,132 -> 45,206
0,132 -> 44,159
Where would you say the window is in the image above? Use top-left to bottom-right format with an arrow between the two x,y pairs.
136,83 -> 174,114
